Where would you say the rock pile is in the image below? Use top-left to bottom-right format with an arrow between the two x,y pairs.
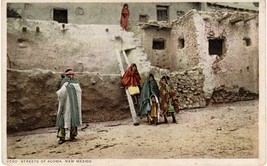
169,67 -> 206,109
211,85 -> 258,103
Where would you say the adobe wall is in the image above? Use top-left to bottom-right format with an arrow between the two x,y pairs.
7,69 -> 131,133
140,27 -> 171,69
194,10 -> 259,99
169,10 -> 258,102
170,10 -> 200,71
7,18 -> 142,74
5,9 -> 259,132
7,3 -> 201,26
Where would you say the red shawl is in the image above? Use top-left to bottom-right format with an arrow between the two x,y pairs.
121,64 -> 141,87
120,8 -> 130,30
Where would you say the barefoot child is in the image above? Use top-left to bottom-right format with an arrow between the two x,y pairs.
150,95 -> 160,125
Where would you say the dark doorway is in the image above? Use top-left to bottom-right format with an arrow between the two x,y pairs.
53,8 -> 68,23
208,38 -> 225,56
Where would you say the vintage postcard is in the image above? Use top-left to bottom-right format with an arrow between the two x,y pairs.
1,0 -> 266,165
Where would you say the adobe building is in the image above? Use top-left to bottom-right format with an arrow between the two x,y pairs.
6,2 -> 259,132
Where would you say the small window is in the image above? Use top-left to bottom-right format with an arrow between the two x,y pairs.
157,5 -> 169,21
208,38 -> 225,56
153,39 -> 165,50
53,8 -> 68,23
243,37 -> 251,46
178,38 -> 185,49
139,14 -> 148,22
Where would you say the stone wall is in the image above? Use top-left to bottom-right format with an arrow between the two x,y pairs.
7,69 -> 131,133
169,67 -> 206,109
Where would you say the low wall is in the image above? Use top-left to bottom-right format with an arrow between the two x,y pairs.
6,68 -> 258,133
7,69 -> 130,133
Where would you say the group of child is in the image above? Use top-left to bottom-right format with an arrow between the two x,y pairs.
121,64 -> 180,126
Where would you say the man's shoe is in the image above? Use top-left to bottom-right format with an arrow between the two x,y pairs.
70,137 -> 77,142
58,139 -> 65,144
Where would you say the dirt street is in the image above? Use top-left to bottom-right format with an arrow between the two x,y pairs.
7,100 -> 258,160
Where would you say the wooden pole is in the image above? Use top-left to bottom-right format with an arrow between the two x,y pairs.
115,49 -> 139,126
217,13 -> 231,22
229,17 -> 244,24
244,16 -> 256,23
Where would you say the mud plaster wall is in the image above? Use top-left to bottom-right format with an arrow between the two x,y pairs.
7,18 -> 140,74
140,28 -> 171,69
170,10 -> 200,71
8,3 -> 201,26
168,10 -> 258,101
194,11 -> 259,98
7,69 -> 131,133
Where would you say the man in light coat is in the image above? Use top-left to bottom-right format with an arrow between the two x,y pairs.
56,69 -> 82,144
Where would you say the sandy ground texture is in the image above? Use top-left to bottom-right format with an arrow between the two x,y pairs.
6,100 -> 258,159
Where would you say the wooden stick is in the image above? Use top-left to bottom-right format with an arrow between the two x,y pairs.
115,49 -> 139,126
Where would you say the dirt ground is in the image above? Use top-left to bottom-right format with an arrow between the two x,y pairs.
6,100 -> 259,160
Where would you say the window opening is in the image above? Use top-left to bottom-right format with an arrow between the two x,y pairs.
139,14 -> 148,22
153,38 -> 165,50
208,38 -> 225,56
243,37 -> 251,46
157,5 -> 169,21
178,38 -> 185,49
53,8 -> 68,23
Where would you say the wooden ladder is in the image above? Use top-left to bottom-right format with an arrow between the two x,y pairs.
115,49 -> 139,126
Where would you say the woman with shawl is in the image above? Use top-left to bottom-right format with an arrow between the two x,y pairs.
166,76 -> 180,115
159,76 -> 170,123
139,74 -> 160,124
120,3 -> 130,31
56,69 -> 82,144
121,63 -> 141,104
159,76 -> 177,123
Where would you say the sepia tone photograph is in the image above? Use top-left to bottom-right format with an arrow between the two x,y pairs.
1,0 -> 266,165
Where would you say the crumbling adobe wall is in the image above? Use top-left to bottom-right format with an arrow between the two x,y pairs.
194,10 -> 259,101
169,10 -> 258,103
7,69 -> 130,133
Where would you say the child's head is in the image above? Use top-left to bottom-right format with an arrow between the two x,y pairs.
151,95 -> 156,102
149,73 -> 154,81
161,76 -> 167,84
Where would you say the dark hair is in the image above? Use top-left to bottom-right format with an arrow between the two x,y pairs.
123,3 -> 128,8
165,76 -> 170,80
161,76 -> 166,81
131,63 -> 137,68
149,73 -> 154,79
65,69 -> 73,73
